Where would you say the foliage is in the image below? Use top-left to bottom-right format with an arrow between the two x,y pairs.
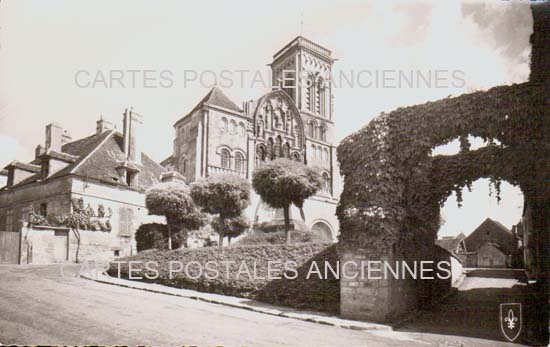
135,223 -> 186,252
336,81 -> 548,258
237,230 -> 327,245
190,174 -> 251,246
145,182 -> 206,249
252,158 -> 322,242
107,242 -> 338,314
27,207 -> 49,227
211,214 -> 250,243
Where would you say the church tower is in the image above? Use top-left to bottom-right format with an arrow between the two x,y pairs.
269,37 -> 337,196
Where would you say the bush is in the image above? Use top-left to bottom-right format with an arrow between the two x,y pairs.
237,230 -> 327,245
108,243 -> 339,314
135,223 -> 186,252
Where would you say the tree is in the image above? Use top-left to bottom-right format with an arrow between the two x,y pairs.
59,198 -> 91,263
145,182 -> 205,250
211,214 -> 250,244
252,158 -> 322,243
190,174 -> 251,247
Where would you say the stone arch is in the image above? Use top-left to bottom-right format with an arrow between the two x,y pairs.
310,219 -> 334,242
337,81 -> 548,323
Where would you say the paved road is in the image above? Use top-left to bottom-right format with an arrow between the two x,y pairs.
398,269 -> 537,346
0,265 -> 531,347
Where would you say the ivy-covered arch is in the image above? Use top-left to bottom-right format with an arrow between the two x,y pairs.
336,81 -> 548,322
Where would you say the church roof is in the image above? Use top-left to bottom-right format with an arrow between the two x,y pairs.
174,87 -> 242,126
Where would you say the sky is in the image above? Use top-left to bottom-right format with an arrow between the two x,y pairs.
0,0 -> 534,237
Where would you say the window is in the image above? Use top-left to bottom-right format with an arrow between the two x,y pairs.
239,122 -> 246,136
256,146 -> 266,166
275,136 -> 282,158
118,207 -> 133,237
235,153 -> 245,173
126,171 -> 138,187
40,203 -> 47,217
308,122 -> 315,138
41,160 -> 50,179
230,120 -> 237,134
283,143 -> 291,158
322,172 -> 331,193
319,126 -> 327,141
182,159 -> 188,173
221,149 -> 231,169
5,209 -> 14,232
267,138 -> 274,160
292,152 -> 301,162
114,250 -> 120,257
323,148 -> 329,161
220,117 -> 228,132
311,144 -> 317,159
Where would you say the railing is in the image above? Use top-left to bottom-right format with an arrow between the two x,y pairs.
207,165 -> 247,178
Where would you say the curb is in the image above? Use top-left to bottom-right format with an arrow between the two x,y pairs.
82,273 -> 392,332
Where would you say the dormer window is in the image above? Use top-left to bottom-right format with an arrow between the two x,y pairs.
126,171 -> 138,187
41,160 -> 50,179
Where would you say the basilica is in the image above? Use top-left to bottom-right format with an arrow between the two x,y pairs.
162,36 -> 339,240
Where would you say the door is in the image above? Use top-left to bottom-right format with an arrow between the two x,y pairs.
53,230 -> 69,262
0,231 -> 21,264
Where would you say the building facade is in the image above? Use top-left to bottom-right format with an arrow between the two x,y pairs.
0,111 -> 166,264
163,37 -> 340,240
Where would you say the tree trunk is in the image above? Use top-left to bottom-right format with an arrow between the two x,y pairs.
73,229 -> 81,263
283,205 -> 291,244
218,216 -> 226,248
167,220 -> 172,250
299,207 -> 305,221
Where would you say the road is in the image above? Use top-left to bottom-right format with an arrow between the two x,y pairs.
0,265 -> 532,347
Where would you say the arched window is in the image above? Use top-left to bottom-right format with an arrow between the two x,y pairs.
283,143 -> 291,158
182,159 -> 188,173
221,149 -> 230,169
267,138 -> 274,160
275,136 -> 282,158
256,145 -> 266,166
292,152 -> 301,162
308,122 -> 315,138
230,120 -> 237,134
220,117 -> 228,132
322,172 -> 330,193
316,146 -> 322,160
323,148 -> 329,161
319,126 -> 327,141
311,144 -> 317,159
306,75 -> 314,112
235,152 -> 245,172
239,122 -> 246,136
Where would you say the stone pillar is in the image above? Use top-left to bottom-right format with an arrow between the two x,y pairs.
340,249 -> 391,322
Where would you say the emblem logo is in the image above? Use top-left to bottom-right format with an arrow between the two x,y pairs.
500,303 -> 522,342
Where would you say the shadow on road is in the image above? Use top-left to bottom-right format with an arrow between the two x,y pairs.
395,269 -> 545,346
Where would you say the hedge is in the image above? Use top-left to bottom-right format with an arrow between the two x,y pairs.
108,243 -> 339,314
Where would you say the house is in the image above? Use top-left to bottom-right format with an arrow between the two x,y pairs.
162,37 -> 340,241
435,232 -> 467,263
0,111 -> 167,264
463,218 -> 518,268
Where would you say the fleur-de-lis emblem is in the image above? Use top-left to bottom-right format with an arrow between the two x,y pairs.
504,309 -> 518,329
500,303 -> 522,342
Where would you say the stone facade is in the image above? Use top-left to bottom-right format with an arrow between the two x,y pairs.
165,37 -> 340,238
0,112 -> 165,263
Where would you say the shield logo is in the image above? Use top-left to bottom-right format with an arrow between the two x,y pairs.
500,303 -> 522,342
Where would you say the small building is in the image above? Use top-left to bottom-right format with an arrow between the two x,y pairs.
463,218 -> 518,268
0,111 -> 166,264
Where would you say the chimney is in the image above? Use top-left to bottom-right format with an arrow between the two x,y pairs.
96,116 -> 113,135
45,123 -> 63,152
62,130 -> 72,146
122,108 -> 142,164
35,145 -> 45,159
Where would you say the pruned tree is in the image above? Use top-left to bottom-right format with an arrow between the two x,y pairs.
190,174 -> 251,247
252,158 -> 322,243
145,182 -> 206,250
211,214 -> 250,245
59,198 -> 92,263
